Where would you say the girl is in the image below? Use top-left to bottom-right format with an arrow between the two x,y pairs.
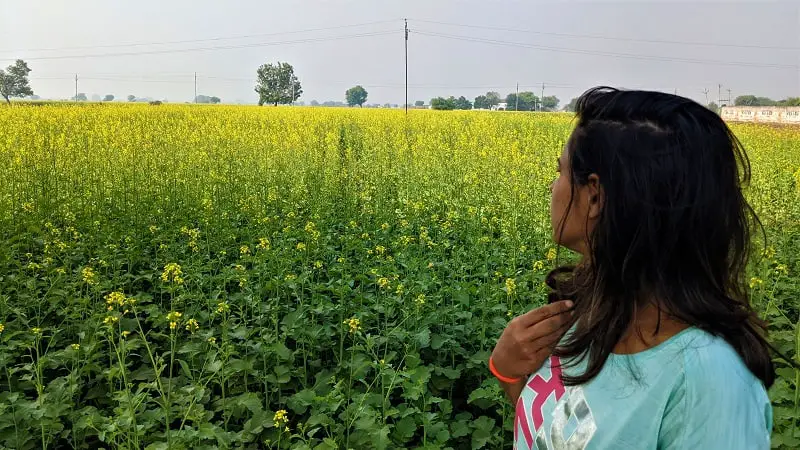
490,87 -> 774,449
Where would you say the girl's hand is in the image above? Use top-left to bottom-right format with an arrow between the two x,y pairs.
491,300 -> 574,380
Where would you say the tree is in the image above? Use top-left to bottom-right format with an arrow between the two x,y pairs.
454,96 -> 472,110
506,92 -> 537,111
255,62 -> 302,106
210,96 -> 221,104
777,97 -> 800,107
474,91 -> 501,110
414,100 -> 424,107
563,97 -> 578,112
103,94 -> 114,102
734,95 -> 776,107
0,59 -> 33,104
541,96 -> 560,111
73,93 -> 87,101
430,96 -> 456,110
127,95 -> 136,102
310,100 -> 320,106
486,91 -> 501,108
345,85 -> 368,107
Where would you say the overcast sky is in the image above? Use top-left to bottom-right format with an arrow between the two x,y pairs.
2,0 -> 798,106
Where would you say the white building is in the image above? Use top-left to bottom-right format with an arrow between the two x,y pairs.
720,106 -> 800,124
491,102 -> 508,111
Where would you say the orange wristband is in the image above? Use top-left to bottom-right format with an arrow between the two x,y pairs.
489,356 -> 523,383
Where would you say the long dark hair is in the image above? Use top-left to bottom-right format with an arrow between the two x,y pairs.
547,87 -> 775,388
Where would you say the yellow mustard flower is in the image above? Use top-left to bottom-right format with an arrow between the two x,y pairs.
344,318 -> 361,334
185,318 -> 199,333
505,278 -> 517,295
82,267 -> 98,285
273,409 -> 289,427
161,263 -> 184,285
103,316 -> 119,326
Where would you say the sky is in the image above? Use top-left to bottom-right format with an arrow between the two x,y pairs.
2,0 -> 798,106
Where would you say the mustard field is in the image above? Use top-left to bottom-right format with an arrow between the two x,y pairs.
1,104 -> 800,449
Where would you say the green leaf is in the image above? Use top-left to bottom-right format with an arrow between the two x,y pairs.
273,342 -> 293,360
471,416 -> 495,449
287,389 -> 316,414
416,328 -> 431,348
394,416 -> 416,440
372,425 -> 391,450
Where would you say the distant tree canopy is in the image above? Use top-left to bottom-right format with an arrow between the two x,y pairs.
732,95 -> 800,107
707,102 -> 719,113
454,96 -> 472,110
103,94 -> 115,102
777,97 -> 800,107
734,95 -> 777,107
345,85 -> 368,107
0,59 -> 33,104
430,96 -> 473,111
255,61 -> 302,106
506,92 -> 538,111
430,97 -> 455,110
541,95 -> 560,111
473,95 -> 489,110
127,95 -> 136,102
414,100 -> 424,107
563,97 -> 578,112
73,93 -> 88,102
473,91 -> 501,109
195,95 -> 221,104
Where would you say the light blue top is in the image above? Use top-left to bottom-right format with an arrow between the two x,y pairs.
513,327 -> 772,449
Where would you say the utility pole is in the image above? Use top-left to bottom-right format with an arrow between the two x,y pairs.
718,84 -> 722,106
404,18 -> 409,115
703,88 -> 709,105
194,72 -> 197,103
515,83 -> 519,111
292,80 -> 295,106
74,74 -> 78,102
727,89 -> 732,106
540,83 -> 545,111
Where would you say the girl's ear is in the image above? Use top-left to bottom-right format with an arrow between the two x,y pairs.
586,174 -> 604,219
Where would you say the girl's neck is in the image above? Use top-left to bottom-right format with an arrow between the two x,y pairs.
613,303 -> 689,355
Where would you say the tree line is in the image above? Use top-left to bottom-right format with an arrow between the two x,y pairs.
5,58 -> 800,110
733,95 -> 800,107
429,91 -> 561,111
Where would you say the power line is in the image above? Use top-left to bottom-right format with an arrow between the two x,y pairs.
413,30 -> 799,70
16,31 -> 399,61
1,20 -> 401,54
410,18 -> 800,51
